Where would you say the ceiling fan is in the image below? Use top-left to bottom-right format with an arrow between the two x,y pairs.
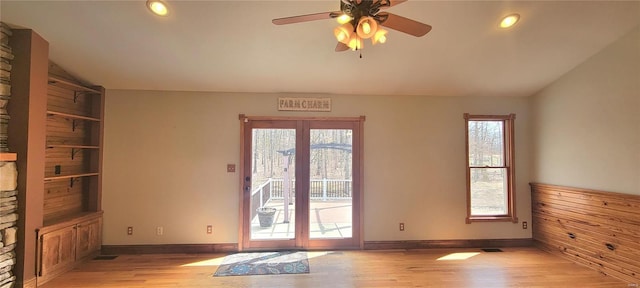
272,0 -> 432,52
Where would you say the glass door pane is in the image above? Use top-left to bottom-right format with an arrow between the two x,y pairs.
250,128 -> 296,241
309,129 -> 353,239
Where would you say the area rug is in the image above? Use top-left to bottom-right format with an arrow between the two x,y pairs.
214,251 -> 309,276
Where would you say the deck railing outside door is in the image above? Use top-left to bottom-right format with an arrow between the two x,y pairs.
250,178 -> 352,219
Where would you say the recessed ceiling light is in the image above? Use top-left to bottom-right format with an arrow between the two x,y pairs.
499,13 -> 520,29
147,0 -> 169,16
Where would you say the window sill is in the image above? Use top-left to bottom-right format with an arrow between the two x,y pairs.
466,215 -> 518,224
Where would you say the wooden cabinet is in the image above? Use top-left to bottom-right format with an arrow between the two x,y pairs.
37,213 -> 102,285
39,226 -> 76,280
75,217 -> 101,260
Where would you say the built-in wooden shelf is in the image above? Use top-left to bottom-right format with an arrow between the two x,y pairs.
14,33 -> 105,286
48,76 -> 101,94
46,144 -> 99,149
46,145 -> 99,159
44,172 -> 99,181
0,152 -> 17,161
46,111 -> 100,122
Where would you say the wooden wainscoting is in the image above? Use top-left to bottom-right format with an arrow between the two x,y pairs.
531,183 -> 639,284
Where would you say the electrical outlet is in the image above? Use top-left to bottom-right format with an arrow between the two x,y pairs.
227,164 -> 236,173
522,221 -> 528,229
399,222 -> 405,231
207,225 -> 213,234
127,226 -> 133,235
156,226 -> 164,236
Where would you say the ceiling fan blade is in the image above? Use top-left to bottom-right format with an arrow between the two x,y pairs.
272,11 -> 342,25
335,42 -> 349,52
380,0 -> 408,9
377,12 -> 432,37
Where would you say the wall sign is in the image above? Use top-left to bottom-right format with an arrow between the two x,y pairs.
278,97 -> 331,112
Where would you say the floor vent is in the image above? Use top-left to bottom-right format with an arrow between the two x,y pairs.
94,255 -> 118,260
481,248 -> 503,252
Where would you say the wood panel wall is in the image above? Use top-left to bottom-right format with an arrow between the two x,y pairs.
531,183 -> 639,284
43,82 -> 97,222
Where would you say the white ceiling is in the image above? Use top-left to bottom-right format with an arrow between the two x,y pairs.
2,1 -> 639,97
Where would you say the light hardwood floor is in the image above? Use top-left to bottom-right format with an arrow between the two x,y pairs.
40,247 -> 632,288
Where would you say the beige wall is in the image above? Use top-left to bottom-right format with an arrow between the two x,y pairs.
102,92 -> 532,245
531,26 -> 640,195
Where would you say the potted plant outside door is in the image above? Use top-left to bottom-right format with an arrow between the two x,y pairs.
256,207 -> 277,227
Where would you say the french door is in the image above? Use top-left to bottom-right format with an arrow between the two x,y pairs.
239,116 -> 363,250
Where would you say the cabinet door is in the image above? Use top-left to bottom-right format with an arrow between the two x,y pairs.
40,226 -> 76,277
76,218 -> 101,260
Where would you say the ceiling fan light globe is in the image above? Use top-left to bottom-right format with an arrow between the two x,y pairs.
372,29 -> 388,45
348,36 -> 363,51
334,23 -> 354,44
362,22 -> 371,34
356,16 -> 378,39
336,14 -> 352,24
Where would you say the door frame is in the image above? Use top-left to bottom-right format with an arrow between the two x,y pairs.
238,115 -> 365,251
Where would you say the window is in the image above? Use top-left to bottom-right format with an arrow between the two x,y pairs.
464,114 -> 517,223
